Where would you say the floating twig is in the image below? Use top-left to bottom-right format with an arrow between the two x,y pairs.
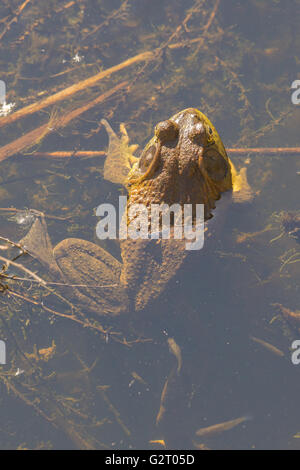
250,335 -> 285,357
2,274 -> 118,289
0,208 -> 70,220
0,0 -> 32,42
0,254 -> 46,285
0,81 -> 128,162
228,147 -> 300,155
23,147 -> 300,161
28,150 -> 106,159
0,50 -> 151,129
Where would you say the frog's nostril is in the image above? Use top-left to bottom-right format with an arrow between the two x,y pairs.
188,122 -> 206,145
155,120 -> 179,143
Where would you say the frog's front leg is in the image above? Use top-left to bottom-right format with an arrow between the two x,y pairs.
101,119 -> 139,186
229,159 -> 254,203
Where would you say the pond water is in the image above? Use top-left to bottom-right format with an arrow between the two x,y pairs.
0,0 -> 299,450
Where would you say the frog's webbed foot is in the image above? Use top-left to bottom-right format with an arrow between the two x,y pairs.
101,119 -> 139,186
18,216 -> 63,278
53,239 -> 129,316
18,218 -> 129,316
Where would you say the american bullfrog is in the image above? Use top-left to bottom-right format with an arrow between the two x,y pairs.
20,108 -> 252,316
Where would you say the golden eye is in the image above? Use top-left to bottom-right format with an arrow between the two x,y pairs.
139,144 -> 157,172
155,120 -> 179,143
203,149 -> 228,181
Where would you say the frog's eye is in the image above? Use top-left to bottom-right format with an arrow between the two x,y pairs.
203,149 -> 228,181
139,144 -> 157,172
155,120 -> 179,143
188,122 -> 206,145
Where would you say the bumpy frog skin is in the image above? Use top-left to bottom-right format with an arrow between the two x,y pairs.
20,108 -> 251,316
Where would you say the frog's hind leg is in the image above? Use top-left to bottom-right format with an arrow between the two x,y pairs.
53,238 -> 129,316
101,119 -> 139,186
18,218 -> 128,316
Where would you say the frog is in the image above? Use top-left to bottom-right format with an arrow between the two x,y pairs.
19,108 -> 252,316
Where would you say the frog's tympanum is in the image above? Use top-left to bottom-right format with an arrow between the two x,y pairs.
20,108 -> 251,316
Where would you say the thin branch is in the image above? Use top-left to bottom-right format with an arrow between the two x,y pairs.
0,208 -> 70,221
0,52 -> 152,129
227,147 -> 300,155
28,150 -> 106,158
0,81 -> 128,162
0,0 -> 32,42
2,274 -> 118,289
0,255 -> 46,285
23,147 -> 300,161
7,289 -> 117,338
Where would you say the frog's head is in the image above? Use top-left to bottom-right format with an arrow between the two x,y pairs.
127,108 -> 233,220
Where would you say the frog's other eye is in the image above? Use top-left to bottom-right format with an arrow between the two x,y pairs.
203,148 -> 228,181
139,144 -> 157,172
188,122 -> 206,145
155,120 -> 179,143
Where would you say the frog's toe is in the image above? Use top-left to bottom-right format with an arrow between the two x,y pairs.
119,123 -> 129,144
53,238 -> 129,316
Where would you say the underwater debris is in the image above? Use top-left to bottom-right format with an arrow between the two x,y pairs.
195,415 -> 252,438
250,335 -> 284,357
0,82 -> 128,162
0,102 -> 15,117
280,212 -> 300,243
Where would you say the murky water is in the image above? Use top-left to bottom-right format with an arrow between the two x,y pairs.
0,0 -> 299,449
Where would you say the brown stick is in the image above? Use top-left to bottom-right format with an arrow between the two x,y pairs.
30,150 -> 107,158
0,0 -> 32,42
184,0 -> 220,57
227,147 -> 300,155
1,12 -> 226,131
0,20 -> 223,131
0,255 -> 46,285
0,81 -> 128,162
0,208 -> 70,220
8,289 -> 114,337
0,52 -> 152,129
28,147 -> 300,160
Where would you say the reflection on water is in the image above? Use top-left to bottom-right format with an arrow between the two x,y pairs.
0,0 -> 299,450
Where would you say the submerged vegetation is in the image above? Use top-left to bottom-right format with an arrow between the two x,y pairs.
0,0 -> 299,449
